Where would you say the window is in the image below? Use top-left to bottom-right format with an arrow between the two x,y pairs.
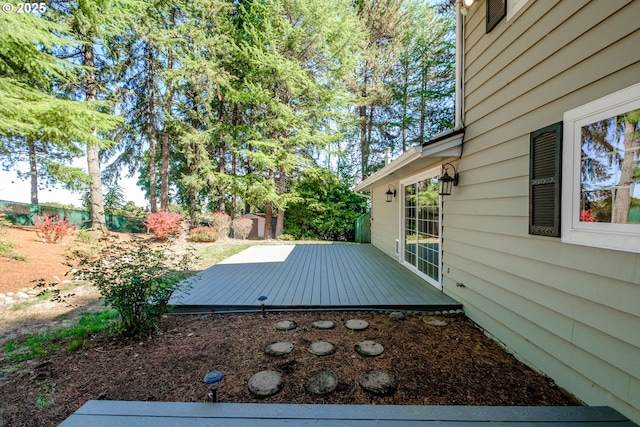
529,122 -> 562,237
507,0 -> 529,21
487,0 -> 506,33
562,83 -> 640,253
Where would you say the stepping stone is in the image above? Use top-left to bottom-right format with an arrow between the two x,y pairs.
273,320 -> 297,331
308,341 -> 336,356
354,340 -> 384,357
248,370 -> 283,397
359,370 -> 397,396
305,370 -> 338,395
423,318 -> 448,327
389,312 -> 405,320
265,341 -> 294,356
312,320 -> 335,329
345,319 -> 369,330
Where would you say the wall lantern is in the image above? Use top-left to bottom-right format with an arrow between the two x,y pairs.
459,0 -> 476,15
385,184 -> 397,202
439,163 -> 459,196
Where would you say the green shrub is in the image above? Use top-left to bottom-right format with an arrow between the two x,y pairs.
277,234 -> 295,241
75,230 -> 97,244
75,240 -> 199,337
189,226 -> 219,242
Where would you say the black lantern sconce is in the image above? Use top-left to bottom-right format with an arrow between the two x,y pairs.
439,163 -> 459,196
385,184 -> 397,202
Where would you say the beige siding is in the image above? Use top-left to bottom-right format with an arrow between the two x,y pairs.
448,0 -> 640,423
370,179 -> 400,259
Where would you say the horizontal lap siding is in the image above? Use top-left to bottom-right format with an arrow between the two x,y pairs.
371,180 -> 400,259
447,0 -> 640,423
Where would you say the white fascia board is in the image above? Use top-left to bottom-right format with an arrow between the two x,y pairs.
353,145 -> 423,192
421,131 -> 464,158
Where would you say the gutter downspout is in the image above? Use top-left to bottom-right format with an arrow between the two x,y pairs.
455,1 -> 465,132
453,0 -> 467,160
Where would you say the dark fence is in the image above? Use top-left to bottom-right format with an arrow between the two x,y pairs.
354,212 -> 371,243
0,200 -> 146,233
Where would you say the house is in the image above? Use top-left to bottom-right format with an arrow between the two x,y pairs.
354,0 -> 640,423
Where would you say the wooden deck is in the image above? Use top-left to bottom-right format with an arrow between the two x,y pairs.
169,243 -> 461,313
58,401 -> 639,426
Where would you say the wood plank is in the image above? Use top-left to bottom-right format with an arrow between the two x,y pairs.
169,244 -> 461,312
59,401 -> 638,427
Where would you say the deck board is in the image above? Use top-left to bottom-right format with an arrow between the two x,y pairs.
169,244 -> 461,313
58,401 -> 639,426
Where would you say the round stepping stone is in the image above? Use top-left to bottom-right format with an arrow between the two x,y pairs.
305,370 -> 338,395
312,320 -> 336,329
345,319 -> 369,330
265,341 -> 294,356
308,341 -> 336,356
358,370 -> 397,396
423,318 -> 448,327
273,320 -> 297,331
354,340 -> 384,357
248,370 -> 283,397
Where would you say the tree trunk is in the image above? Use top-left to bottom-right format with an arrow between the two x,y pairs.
84,44 -> 107,231
28,139 -> 38,205
264,200 -> 273,240
160,11 -> 176,212
275,167 -> 286,237
217,95 -> 226,213
160,129 -> 170,211
230,150 -> 237,219
147,40 -> 158,213
613,119 -> 639,223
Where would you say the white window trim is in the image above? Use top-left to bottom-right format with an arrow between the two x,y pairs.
507,0 -> 529,21
561,82 -> 640,253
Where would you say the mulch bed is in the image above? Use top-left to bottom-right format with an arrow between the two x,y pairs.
0,311 -> 575,426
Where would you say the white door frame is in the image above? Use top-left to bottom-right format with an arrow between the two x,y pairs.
398,166 -> 443,290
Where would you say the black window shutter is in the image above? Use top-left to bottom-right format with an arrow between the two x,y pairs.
486,0 -> 506,33
529,122 -> 562,237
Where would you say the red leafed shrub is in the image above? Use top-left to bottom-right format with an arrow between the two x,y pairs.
145,211 -> 183,239
580,209 -> 596,222
232,217 -> 253,240
34,214 -> 74,243
189,226 -> 219,242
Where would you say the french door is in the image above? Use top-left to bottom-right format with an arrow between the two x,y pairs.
401,170 -> 441,289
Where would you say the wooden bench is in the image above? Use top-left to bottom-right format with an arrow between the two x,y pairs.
58,401 -> 638,426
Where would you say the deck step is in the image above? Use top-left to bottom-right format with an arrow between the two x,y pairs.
59,401 -> 638,426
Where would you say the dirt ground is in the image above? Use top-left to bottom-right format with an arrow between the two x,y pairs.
0,227 -> 576,427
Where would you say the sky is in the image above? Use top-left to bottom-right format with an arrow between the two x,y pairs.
0,158 -> 148,208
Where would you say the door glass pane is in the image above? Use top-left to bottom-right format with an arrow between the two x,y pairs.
416,177 -> 440,282
404,184 -> 416,266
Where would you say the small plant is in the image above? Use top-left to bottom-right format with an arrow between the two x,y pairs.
0,240 -> 27,261
145,211 -> 183,240
232,217 -> 253,240
0,212 -> 11,234
75,239 -> 199,337
189,226 -> 219,242
4,310 -> 119,362
277,233 -> 295,241
75,230 -> 97,244
34,214 -> 74,243
202,212 -> 231,238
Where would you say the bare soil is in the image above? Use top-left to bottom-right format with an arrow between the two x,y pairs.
0,227 -> 576,427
